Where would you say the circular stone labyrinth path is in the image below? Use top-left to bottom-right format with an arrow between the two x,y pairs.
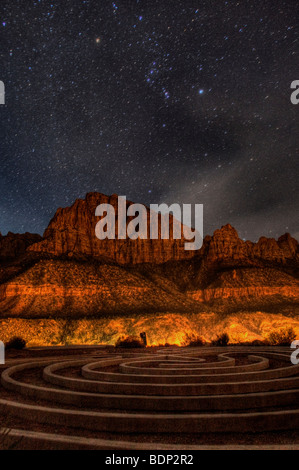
1,346 -> 299,449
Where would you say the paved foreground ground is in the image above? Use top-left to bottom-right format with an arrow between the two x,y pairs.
1,345 -> 299,449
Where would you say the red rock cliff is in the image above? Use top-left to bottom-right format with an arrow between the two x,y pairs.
27,192 -> 195,264
27,193 -> 299,266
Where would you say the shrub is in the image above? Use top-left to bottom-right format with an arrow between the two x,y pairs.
115,335 -> 145,348
265,327 -> 296,346
211,332 -> 229,346
183,333 -> 205,347
5,336 -> 26,350
188,337 -> 205,347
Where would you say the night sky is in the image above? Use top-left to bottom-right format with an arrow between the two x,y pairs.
0,0 -> 298,242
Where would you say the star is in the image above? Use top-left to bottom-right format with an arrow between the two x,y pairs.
0,0 -> 297,243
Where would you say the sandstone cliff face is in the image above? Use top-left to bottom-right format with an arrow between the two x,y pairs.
26,193 -> 299,268
27,192 -> 194,264
0,192 -> 298,317
200,224 -> 299,267
0,232 -> 42,260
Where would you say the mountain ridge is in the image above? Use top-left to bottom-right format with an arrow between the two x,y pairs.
0,192 -> 298,317
26,191 -> 299,266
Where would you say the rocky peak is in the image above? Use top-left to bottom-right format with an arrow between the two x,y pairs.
27,192 -> 194,264
0,231 -> 42,260
203,224 -> 249,264
214,224 -> 239,238
26,192 -> 298,267
278,233 -> 298,257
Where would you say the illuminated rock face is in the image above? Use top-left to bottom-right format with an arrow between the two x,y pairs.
0,260 -> 198,317
201,224 -> 298,266
26,192 -> 298,267
0,192 -> 298,318
27,192 -> 194,264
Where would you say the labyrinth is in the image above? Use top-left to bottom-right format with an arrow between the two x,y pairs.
1,346 -> 299,449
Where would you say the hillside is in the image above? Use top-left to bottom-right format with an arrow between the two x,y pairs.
0,192 -> 297,319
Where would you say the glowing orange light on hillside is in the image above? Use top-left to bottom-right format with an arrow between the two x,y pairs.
2,313 -> 299,347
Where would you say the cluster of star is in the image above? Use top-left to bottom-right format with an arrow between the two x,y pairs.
0,0 -> 297,241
